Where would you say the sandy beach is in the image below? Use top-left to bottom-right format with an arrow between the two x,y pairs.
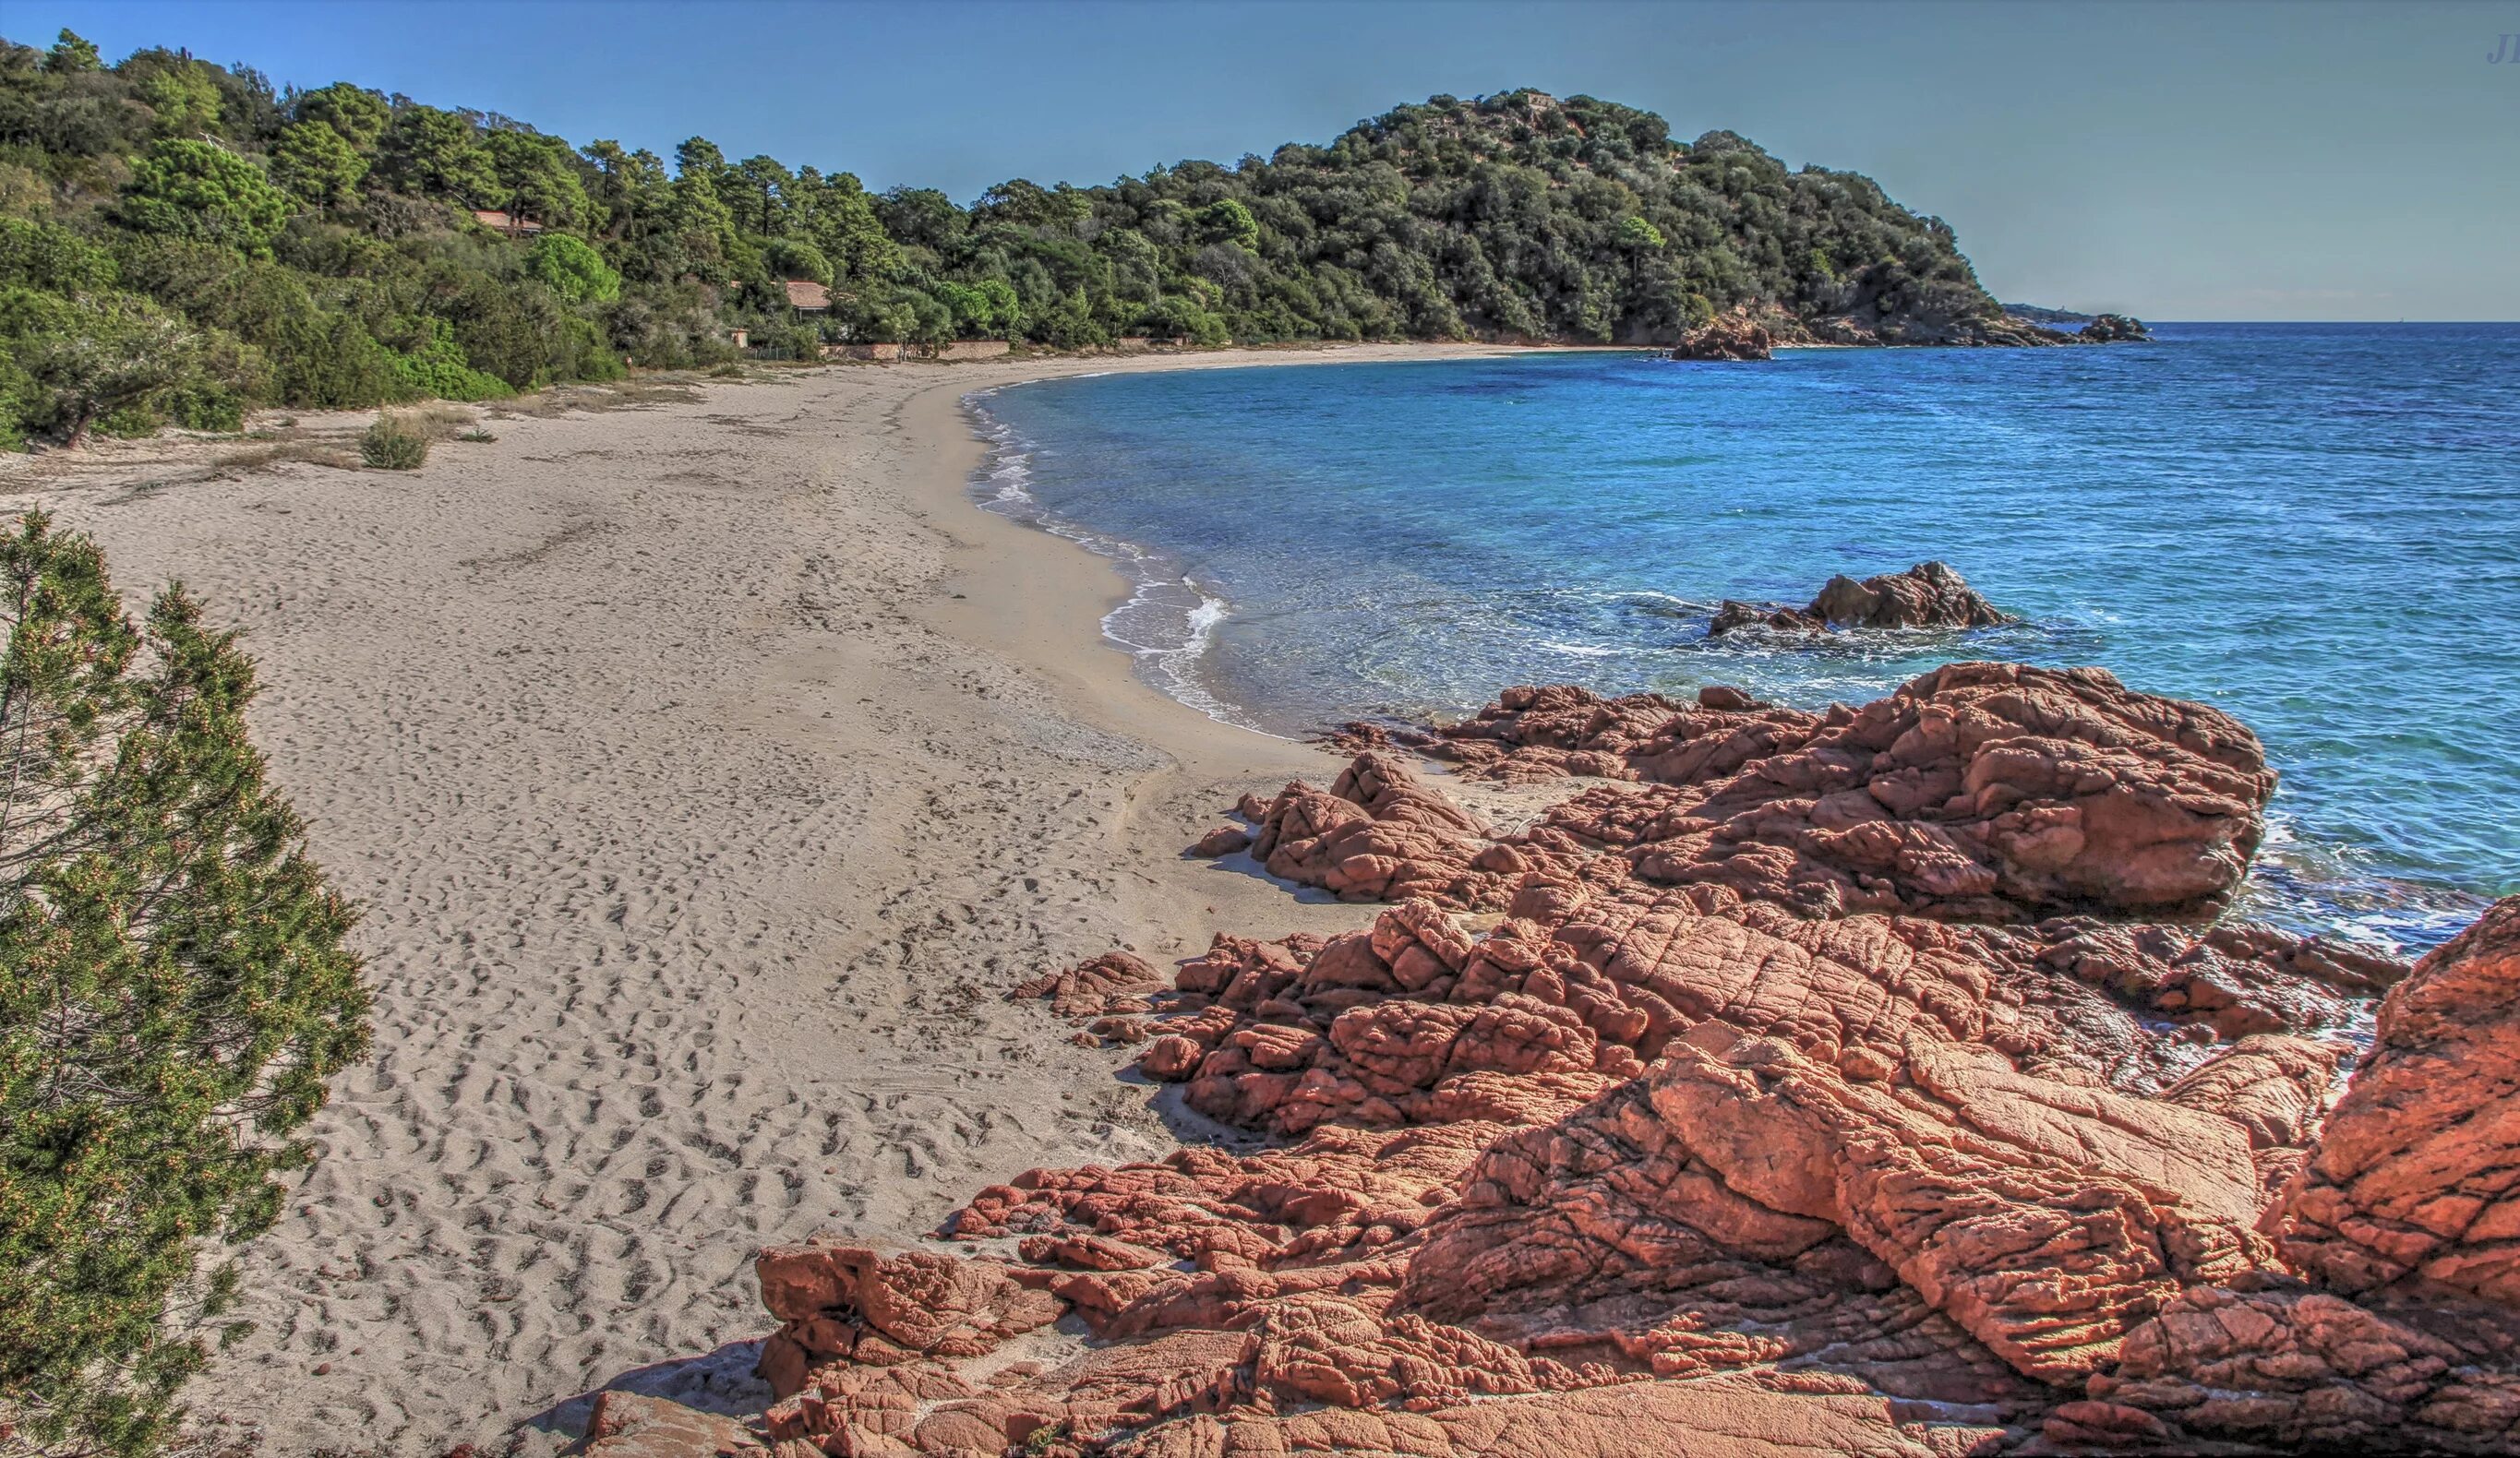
0,343 -> 1526,1454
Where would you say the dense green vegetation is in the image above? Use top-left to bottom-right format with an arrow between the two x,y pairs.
2,512 -> 371,1456
0,28 -> 2038,448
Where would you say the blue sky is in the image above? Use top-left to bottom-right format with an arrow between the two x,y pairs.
8,0 -> 2514,319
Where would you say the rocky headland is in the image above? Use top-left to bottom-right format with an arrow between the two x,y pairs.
574,660 -> 2514,1458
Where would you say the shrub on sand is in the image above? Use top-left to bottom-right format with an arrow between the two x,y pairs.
359,414 -> 428,470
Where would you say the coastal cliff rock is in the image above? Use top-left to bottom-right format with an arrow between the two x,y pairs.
1657,309 -> 1774,361
1706,560 -> 2013,637
2271,896 -> 2520,1301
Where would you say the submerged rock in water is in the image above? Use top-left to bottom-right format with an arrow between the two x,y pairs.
1707,559 -> 2013,637
2081,312 -> 2151,342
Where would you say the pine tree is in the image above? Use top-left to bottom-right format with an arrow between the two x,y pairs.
1,510 -> 370,1456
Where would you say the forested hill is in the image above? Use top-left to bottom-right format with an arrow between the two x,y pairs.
0,29 -> 2049,448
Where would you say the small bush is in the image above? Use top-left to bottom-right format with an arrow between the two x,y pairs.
386,317 -> 512,403
359,416 -> 428,470
167,384 -> 244,433
95,403 -> 162,438
709,362 -> 743,378
455,427 -> 495,443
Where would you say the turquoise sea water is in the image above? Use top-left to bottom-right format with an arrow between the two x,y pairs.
968,325 -> 2519,950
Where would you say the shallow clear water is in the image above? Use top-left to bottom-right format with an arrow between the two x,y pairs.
970,325 -> 2519,950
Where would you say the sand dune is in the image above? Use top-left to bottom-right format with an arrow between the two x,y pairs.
0,345 -> 1519,1453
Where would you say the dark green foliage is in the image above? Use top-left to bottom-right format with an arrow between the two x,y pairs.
42,30 -> 101,75
1,511 -> 371,1456
378,105 -> 498,205
117,140 -> 292,257
358,414 -> 427,468
266,119 -> 365,209
0,290 -> 231,446
524,233 -> 619,305
0,32 -> 2021,452
384,317 -> 510,400
0,216 -> 115,293
290,82 -> 386,151
164,381 -> 243,432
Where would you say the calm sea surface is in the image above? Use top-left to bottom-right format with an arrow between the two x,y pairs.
968,325 -> 2519,950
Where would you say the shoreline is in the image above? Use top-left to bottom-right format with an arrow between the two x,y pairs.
0,340 -> 1541,1453
4,336 -> 2495,1451
936,350 -> 2500,955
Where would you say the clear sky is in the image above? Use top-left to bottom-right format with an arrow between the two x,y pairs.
7,0 -> 2514,319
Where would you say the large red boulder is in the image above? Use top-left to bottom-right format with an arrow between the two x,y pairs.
1626,663 -> 2277,918
2274,895 -> 2520,1302
1404,663 -> 2278,921
752,1241 -> 1062,1398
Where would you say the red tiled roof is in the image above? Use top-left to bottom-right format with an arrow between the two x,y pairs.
784,280 -> 832,310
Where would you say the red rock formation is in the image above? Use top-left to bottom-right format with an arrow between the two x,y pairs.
1660,308 -> 1776,361
1735,661 -> 2273,917
1709,561 -> 2013,638
2093,1281 -> 2520,1453
1010,951 -> 1167,1020
566,1392 -> 762,1456
754,1241 -> 1064,1399
679,675 -> 2512,1457
1640,1027 -> 2298,1382
1142,888 -> 2382,1137
2273,895 -> 2520,1302
1246,754 -> 1518,907
1187,825 -> 1251,858
1439,663 -> 2276,919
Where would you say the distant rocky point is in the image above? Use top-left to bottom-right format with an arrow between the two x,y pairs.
2002,302 -> 2097,326
1707,559 -> 2013,638
2081,312 -> 2153,341
2005,305 -> 2151,342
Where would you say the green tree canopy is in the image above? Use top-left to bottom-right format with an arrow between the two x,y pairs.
266,118 -> 366,209
42,30 -> 101,74
487,128 -> 590,229
1,512 -> 371,1457
379,105 -> 498,206
117,139 -> 294,257
0,218 -> 118,294
290,81 -> 388,150
0,292 -> 226,445
137,63 -> 222,137
524,232 -> 622,305
762,235 -> 831,286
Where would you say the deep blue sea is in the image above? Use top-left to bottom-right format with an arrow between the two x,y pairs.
968,325 -> 2519,950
